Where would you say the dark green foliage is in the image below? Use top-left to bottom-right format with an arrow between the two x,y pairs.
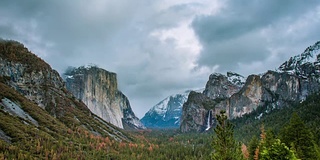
232,92 -> 320,145
1,37 -> 320,158
260,139 -> 298,160
211,110 -> 244,160
0,80 -> 215,159
231,92 -> 320,159
252,126 -> 298,160
280,113 -> 320,160
248,136 -> 259,160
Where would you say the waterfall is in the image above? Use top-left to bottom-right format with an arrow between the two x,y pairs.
205,110 -> 211,131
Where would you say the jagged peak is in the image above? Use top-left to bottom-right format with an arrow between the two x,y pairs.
278,41 -> 320,76
227,71 -> 246,87
208,72 -> 245,87
144,89 -> 203,117
209,72 -> 224,78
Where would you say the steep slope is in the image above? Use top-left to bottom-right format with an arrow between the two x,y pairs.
203,72 -> 245,99
221,41 -> 320,119
180,41 -> 320,133
0,81 -> 134,159
180,73 -> 244,132
64,66 -> 145,130
0,40 -> 136,159
232,92 -> 320,144
278,41 -> 320,77
141,91 -> 190,128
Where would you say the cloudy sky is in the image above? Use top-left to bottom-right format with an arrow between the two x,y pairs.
1,0 -> 320,118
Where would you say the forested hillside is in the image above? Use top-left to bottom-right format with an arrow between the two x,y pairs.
233,92 -> 320,144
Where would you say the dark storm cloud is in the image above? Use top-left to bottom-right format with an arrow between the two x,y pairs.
0,0 -> 214,117
192,0 -> 320,72
0,0 -> 146,71
1,0 -> 320,118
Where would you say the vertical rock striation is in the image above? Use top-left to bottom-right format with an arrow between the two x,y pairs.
180,41 -> 320,133
65,66 -> 145,129
0,40 -> 132,140
180,73 -> 244,132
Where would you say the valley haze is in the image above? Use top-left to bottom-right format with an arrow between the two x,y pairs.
1,0 -> 320,118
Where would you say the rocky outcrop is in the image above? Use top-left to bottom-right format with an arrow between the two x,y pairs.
0,41 -> 68,112
180,73 -> 243,132
179,72 -> 245,132
180,41 -> 320,133
65,66 -> 145,129
0,40 -> 132,141
141,90 -> 190,128
203,72 -> 244,99
180,91 -> 217,132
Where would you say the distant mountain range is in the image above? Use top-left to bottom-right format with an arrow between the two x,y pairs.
180,41 -> 320,132
141,71 -> 246,129
141,89 -> 203,128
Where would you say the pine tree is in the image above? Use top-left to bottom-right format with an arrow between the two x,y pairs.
260,139 -> 298,160
248,136 -> 259,160
211,110 -> 244,160
280,112 -> 320,160
256,125 -> 298,160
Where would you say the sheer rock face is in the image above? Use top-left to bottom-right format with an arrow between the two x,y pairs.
180,73 -> 245,133
180,91 -> 215,132
203,72 -> 244,99
65,66 -> 145,130
0,57 -> 65,110
0,40 -> 132,141
180,41 -> 320,133
141,91 -> 190,129
219,75 -> 263,119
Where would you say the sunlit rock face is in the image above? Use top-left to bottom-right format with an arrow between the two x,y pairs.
180,41 -> 320,133
65,66 -> 145,130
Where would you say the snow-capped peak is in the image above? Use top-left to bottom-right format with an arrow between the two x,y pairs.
152,97 -> 170,116
141,89 -> 203,128
278,41 -> 320,76
227,71 -> 246,87
148,90 -> 190,116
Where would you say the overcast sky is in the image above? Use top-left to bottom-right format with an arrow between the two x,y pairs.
1,0 -> 320,118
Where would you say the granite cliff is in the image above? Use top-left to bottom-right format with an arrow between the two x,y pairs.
64,66 -> 145,129
180,41 -> 320,133
180,72 -> 245,132
0,39 -> 131,141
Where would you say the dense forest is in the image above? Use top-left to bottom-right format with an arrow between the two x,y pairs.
1,39 -> 320,159
1,80 -> 320,159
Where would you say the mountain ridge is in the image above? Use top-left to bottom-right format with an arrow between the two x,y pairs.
141,89 -> 203,128
0,39 -> 138,159
180,41 -> 320,133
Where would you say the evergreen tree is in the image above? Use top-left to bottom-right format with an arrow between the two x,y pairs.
248,136 -> 259,160
260,139 -> 298,160
211,110 -> 244,160
255,125 -> 298,160
280,112 -> 320,160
